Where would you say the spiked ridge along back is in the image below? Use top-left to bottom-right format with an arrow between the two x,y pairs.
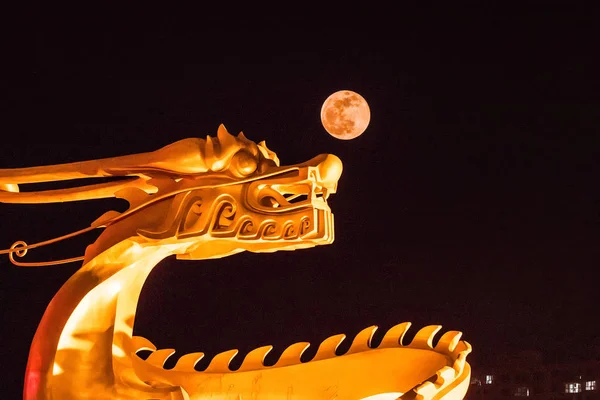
127,323 -> 472,399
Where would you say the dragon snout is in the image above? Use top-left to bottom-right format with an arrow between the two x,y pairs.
317,154 -> 343,195
302,153 -> 343,197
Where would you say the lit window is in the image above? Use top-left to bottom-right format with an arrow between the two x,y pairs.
485,375 -> 494,385
565,383 -> 582,393
586,381 -> 596,391
515,387 -> 530,396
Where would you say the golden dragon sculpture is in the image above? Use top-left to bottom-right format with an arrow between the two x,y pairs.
1,125 -> 471,400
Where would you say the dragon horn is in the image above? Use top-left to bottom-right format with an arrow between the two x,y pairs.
0,152 -> 155,185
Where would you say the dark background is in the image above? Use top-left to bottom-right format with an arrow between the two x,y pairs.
1,5 -> 598,398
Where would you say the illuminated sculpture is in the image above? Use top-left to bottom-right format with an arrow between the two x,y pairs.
1,125 -> 471,400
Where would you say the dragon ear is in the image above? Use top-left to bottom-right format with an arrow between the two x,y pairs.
216,124 -> 237,148
237,131 -> 258,152
257,140 -> 280,167
217,123 -> 228,136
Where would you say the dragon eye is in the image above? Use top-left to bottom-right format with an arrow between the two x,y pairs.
230,150 -> 258,177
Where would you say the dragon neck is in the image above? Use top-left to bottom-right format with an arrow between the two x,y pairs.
24,237 -> 189,400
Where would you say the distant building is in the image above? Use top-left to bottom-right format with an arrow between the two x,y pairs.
467,351 -> 600,400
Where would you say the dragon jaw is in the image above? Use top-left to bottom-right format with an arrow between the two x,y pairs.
1,126 -> 471,399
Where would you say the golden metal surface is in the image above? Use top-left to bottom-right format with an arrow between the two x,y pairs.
2,125 -> 471,400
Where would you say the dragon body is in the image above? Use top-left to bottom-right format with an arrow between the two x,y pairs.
1,125 -> 471,400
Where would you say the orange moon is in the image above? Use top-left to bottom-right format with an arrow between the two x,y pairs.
320,90 -> 371,140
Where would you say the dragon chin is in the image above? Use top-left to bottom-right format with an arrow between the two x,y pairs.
0,125 -> 472,400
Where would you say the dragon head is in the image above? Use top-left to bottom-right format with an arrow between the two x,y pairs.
83,124 -> 343,262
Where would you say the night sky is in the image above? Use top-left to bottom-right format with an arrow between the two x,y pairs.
1,5 -> 598,398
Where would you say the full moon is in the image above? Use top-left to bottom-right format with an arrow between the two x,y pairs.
320,90 -> 371,140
